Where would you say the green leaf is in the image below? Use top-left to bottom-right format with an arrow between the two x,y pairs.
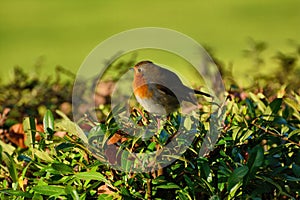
163,155 -> 189,163
183,174 -> 193,186
159,129 -> 169,144
65,185 -> 80,200
245,145 -> 264,184
197,158 -> 211,179
43,109 -> 54,135
288,129 -> 300,138
0,189 -> 33,198
177,190 -> 192,200
51,162 -> 73,174
55,118 -> 88,144
273,116 -> 287,125
292,164 -> 300,177
121,150 -> 133,172
228,182 -> 242,199
32,192 -> 43,200
56,109 -> 70,120
2,152 -> 18,183
245,98 -> 255,118
33,185 -> 66,196
147,142 -> 156,151
156,182 -> 180,189
227,166 -> 249,191
55,142 -> 76,151
259,176 -> 295,199
120,187 -> 131,197
184,116 -> 193,130
249,92 -> 266,112
183,174 -> 194,192
284,98 -> 300,112
0,140 -> 15,155
232,127 -> 241,141
239,129 -> 254,142
23,117 -> 36,148
75,171 -> 107,182
113,180 -> 123,187
264,98 -> 282,116
285,175 -> 300,181
33,149 -> 54,162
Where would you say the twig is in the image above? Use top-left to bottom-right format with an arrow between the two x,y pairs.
252,123 -> 300,147
146,173 -> 152,200
132,107 -> 150,125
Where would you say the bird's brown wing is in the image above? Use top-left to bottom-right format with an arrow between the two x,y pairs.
154,83 -> 201,110
154,84 -> 177,97
152,84 -> 180,113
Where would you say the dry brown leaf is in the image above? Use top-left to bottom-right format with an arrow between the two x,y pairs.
98,184 -> 114,195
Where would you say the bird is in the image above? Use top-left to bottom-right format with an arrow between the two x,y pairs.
132,60 -> 211,115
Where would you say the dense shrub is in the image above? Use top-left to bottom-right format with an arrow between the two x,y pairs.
0,43 -> 299,199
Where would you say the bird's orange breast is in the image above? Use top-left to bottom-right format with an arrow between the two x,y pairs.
133,73 -> 154,99
133,84 -> 153,99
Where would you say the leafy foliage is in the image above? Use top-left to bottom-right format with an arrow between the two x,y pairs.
0,44 -> 300,199
0,66 -> 74,124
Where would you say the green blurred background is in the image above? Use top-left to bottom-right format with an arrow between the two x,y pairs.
1,0 -> 299,85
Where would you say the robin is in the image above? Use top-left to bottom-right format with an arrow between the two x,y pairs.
132,60 -> 211,115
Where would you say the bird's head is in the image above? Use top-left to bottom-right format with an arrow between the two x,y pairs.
133,60 -> 154,78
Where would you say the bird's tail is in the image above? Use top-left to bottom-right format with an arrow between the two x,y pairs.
193,89 -> 212,98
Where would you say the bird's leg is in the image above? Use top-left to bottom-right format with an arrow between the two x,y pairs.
156,116 -> 161,131
154,115 -> 165,133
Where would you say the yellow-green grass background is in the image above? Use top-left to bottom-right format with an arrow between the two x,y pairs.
1,0 -> 299,86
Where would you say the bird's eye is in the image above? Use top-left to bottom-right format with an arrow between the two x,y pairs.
137,68 -> 142,73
